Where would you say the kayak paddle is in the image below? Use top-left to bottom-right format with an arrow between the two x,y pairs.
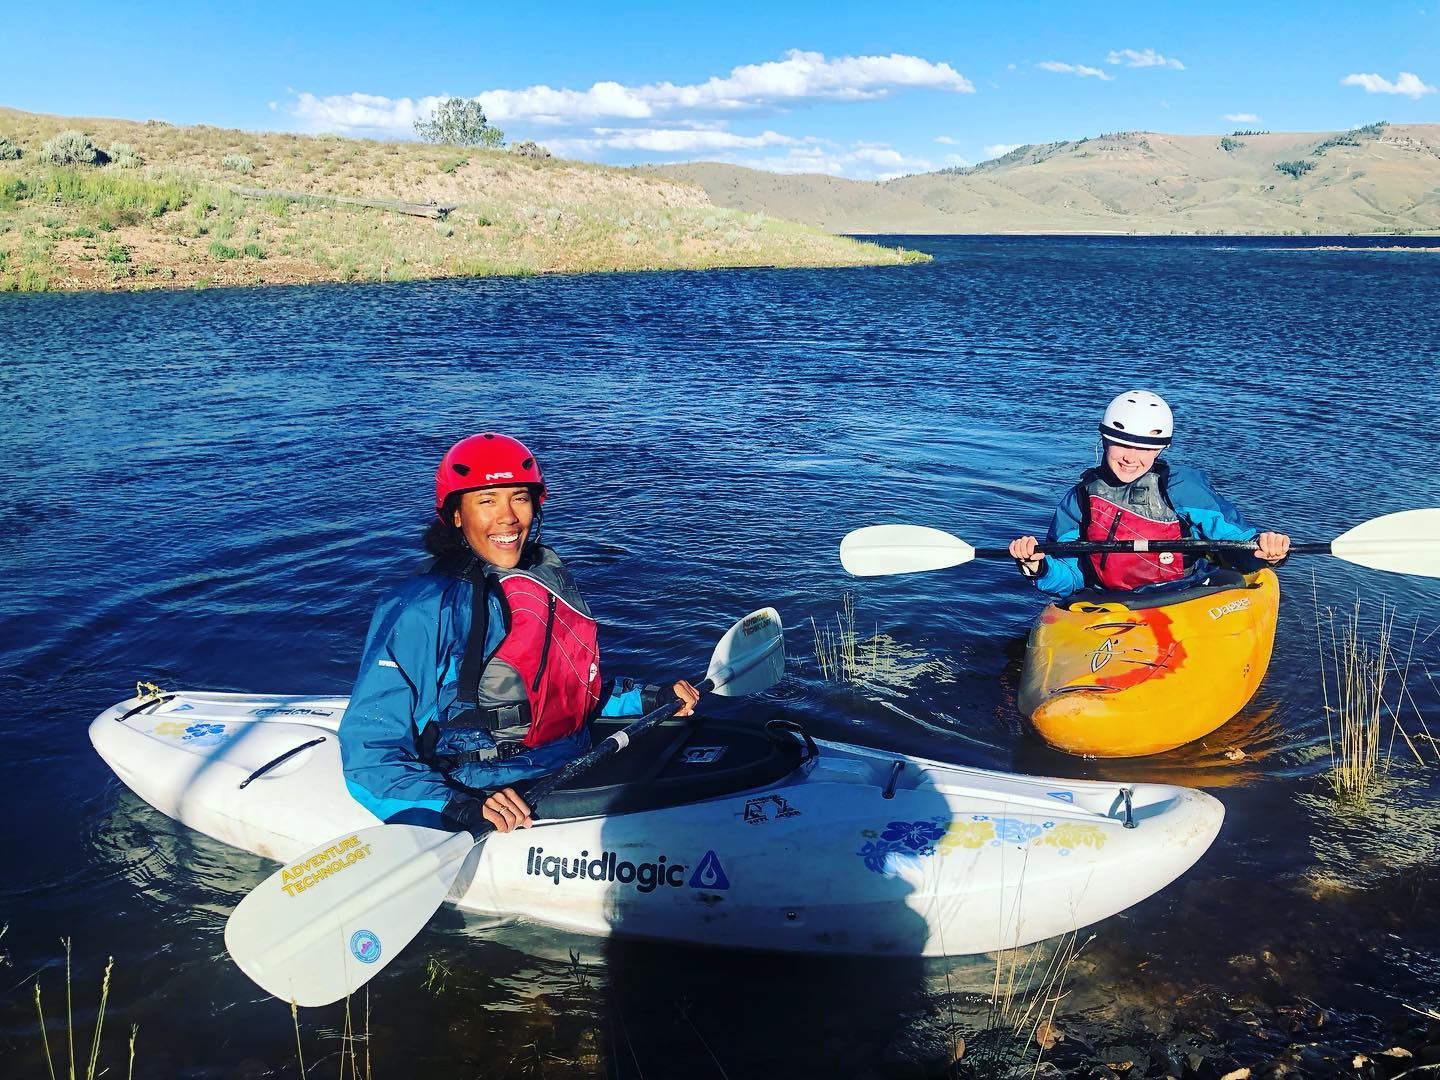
839,508 -> 1440,579
223,607 -> 786,1007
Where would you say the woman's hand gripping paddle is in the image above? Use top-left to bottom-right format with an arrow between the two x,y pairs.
839,509 -> 1440,579
222,608 -> 785,1007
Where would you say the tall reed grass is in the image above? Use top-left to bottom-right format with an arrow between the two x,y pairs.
32,937 -> 133,1080
1313,584 -> 1431,806
957,930 -> 1093,1076
811,592 -> 880,683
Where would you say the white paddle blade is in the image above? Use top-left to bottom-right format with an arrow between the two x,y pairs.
1332,509 -> 1440,579
840,525 -> 977,577
224,824 -> 474,1007
705,607 -> 785,698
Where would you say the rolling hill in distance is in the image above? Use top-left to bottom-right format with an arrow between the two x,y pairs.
653,123 -> 1440,235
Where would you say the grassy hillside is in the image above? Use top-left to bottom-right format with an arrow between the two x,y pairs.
660,124 -> 1440,235
0,108 -> 926,292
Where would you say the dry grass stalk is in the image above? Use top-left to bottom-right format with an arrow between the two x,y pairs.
1314,591 -> 1427,805
33,939 -> 118,1080
811,593 -> 880,683
966,927 -> 1092,1076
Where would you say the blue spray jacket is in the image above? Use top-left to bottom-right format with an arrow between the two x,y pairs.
340,564 -> 656,826
1030,462 -> 1259,598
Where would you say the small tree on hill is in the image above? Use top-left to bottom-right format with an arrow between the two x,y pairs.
414,97 -> 504,147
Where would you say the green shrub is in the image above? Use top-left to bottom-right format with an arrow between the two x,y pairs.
209,239 -> 240,259
0,136 -> 21,161
38,131 -> 107,165
439,155 -> 469,174
1275,159 -> 1316,179
1219,136 -> 1245,152
0,176 -> 25,207
105,241 -> 129,264
222,154 -> 254,174
242,242 -> 265,258
511,140 -> 551,159
109,142 -> 144,168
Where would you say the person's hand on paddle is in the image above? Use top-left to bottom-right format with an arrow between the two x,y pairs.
1253,531 -> 1291,563
1008,536 -> 1046,578
672,680 -> 700,717
444,788 -> 533,834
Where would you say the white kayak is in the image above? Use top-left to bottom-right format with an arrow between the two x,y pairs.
90,689 -> 1223,958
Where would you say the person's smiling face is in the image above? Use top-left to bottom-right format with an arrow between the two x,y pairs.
1103,441 -> 1162,484
454,486 -> 535,568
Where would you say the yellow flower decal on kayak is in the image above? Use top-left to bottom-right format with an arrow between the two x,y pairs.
936,820 -> 996,851
1042,824 -> 1106,851
153,721 -> 189,737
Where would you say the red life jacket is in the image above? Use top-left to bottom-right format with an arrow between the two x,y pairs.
486,569 -> 602,747
1076,462 -> 1188,591
440,546 -> 602,750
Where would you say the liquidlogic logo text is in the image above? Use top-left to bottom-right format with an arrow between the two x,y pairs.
525,847 -> 729,892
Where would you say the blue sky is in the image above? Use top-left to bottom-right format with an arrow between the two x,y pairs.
7,1 -> 1438,179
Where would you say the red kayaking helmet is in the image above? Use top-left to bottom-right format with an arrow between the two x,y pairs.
434,433 -> 546,517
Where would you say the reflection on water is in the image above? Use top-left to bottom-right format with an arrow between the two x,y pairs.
4,235 -> 1440,1073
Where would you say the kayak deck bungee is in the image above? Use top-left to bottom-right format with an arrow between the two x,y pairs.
1018,569 -> 1280,758
91,690 -> 1224,957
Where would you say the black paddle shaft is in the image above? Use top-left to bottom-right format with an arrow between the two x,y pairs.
972,540 -> 1327,559
512,674 -> 715,818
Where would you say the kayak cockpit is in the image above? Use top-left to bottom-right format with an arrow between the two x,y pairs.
536,715 -> 816,819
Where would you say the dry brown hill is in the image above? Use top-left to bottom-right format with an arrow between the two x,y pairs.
0,107 -> 925,292
657,124 -> 1440,235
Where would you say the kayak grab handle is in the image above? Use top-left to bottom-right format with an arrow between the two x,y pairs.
765,719 -> 818,765
883,761 -> 905,799
1119,787 -> 1136,829
239,737 -> 328,790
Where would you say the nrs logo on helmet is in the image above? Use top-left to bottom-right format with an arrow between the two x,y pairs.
1099,390 -> 1174,450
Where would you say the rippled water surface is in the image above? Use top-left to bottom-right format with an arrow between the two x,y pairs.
3,236 -> 1440,1076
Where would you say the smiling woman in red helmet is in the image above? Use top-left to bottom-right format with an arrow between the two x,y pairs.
339,433 -> 699,835
1008,391 -> 1291,597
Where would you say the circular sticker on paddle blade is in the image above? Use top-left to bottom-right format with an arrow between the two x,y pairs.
349,930 -> 382,964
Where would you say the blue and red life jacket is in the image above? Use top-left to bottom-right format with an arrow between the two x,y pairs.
434,546 -> 602,753
1074,460 -> 1189,591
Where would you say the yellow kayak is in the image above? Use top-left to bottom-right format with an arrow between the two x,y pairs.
1018,569 -> 1279,758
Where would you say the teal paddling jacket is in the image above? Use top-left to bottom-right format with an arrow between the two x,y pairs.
1030,462 -> 1260,598
340,562 -> 655,826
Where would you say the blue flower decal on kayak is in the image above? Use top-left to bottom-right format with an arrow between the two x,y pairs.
992,818 -> 1044,844
881,820 -> 947,853
859,815 -> 1102,874
181,722 -> 227,746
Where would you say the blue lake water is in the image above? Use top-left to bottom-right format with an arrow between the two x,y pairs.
3,235 -> 1440,1076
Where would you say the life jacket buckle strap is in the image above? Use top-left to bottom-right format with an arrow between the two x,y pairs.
441,703 -> 530,732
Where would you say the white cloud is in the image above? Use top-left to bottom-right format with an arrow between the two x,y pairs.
1341,71 -> 1436,98
942,153 -> 972,167
292,91 -> 443,133
546,127 -> 800,154
701,140 -> 938,180
982,142 -> 1024,160
934,135 -> 960,144
1037,61 -> 1115,81
289,50 -> 975,135
1224,112 -> 1260,122
1106,48 -> 1184,70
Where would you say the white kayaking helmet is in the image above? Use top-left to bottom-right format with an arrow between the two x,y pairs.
1099,390 -> 1173,449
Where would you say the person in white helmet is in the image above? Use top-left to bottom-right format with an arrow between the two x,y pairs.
1008,390 -> 1290,597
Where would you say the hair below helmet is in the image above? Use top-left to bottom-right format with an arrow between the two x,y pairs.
434,433 -> 546,516
1099,390 -> 1174,449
